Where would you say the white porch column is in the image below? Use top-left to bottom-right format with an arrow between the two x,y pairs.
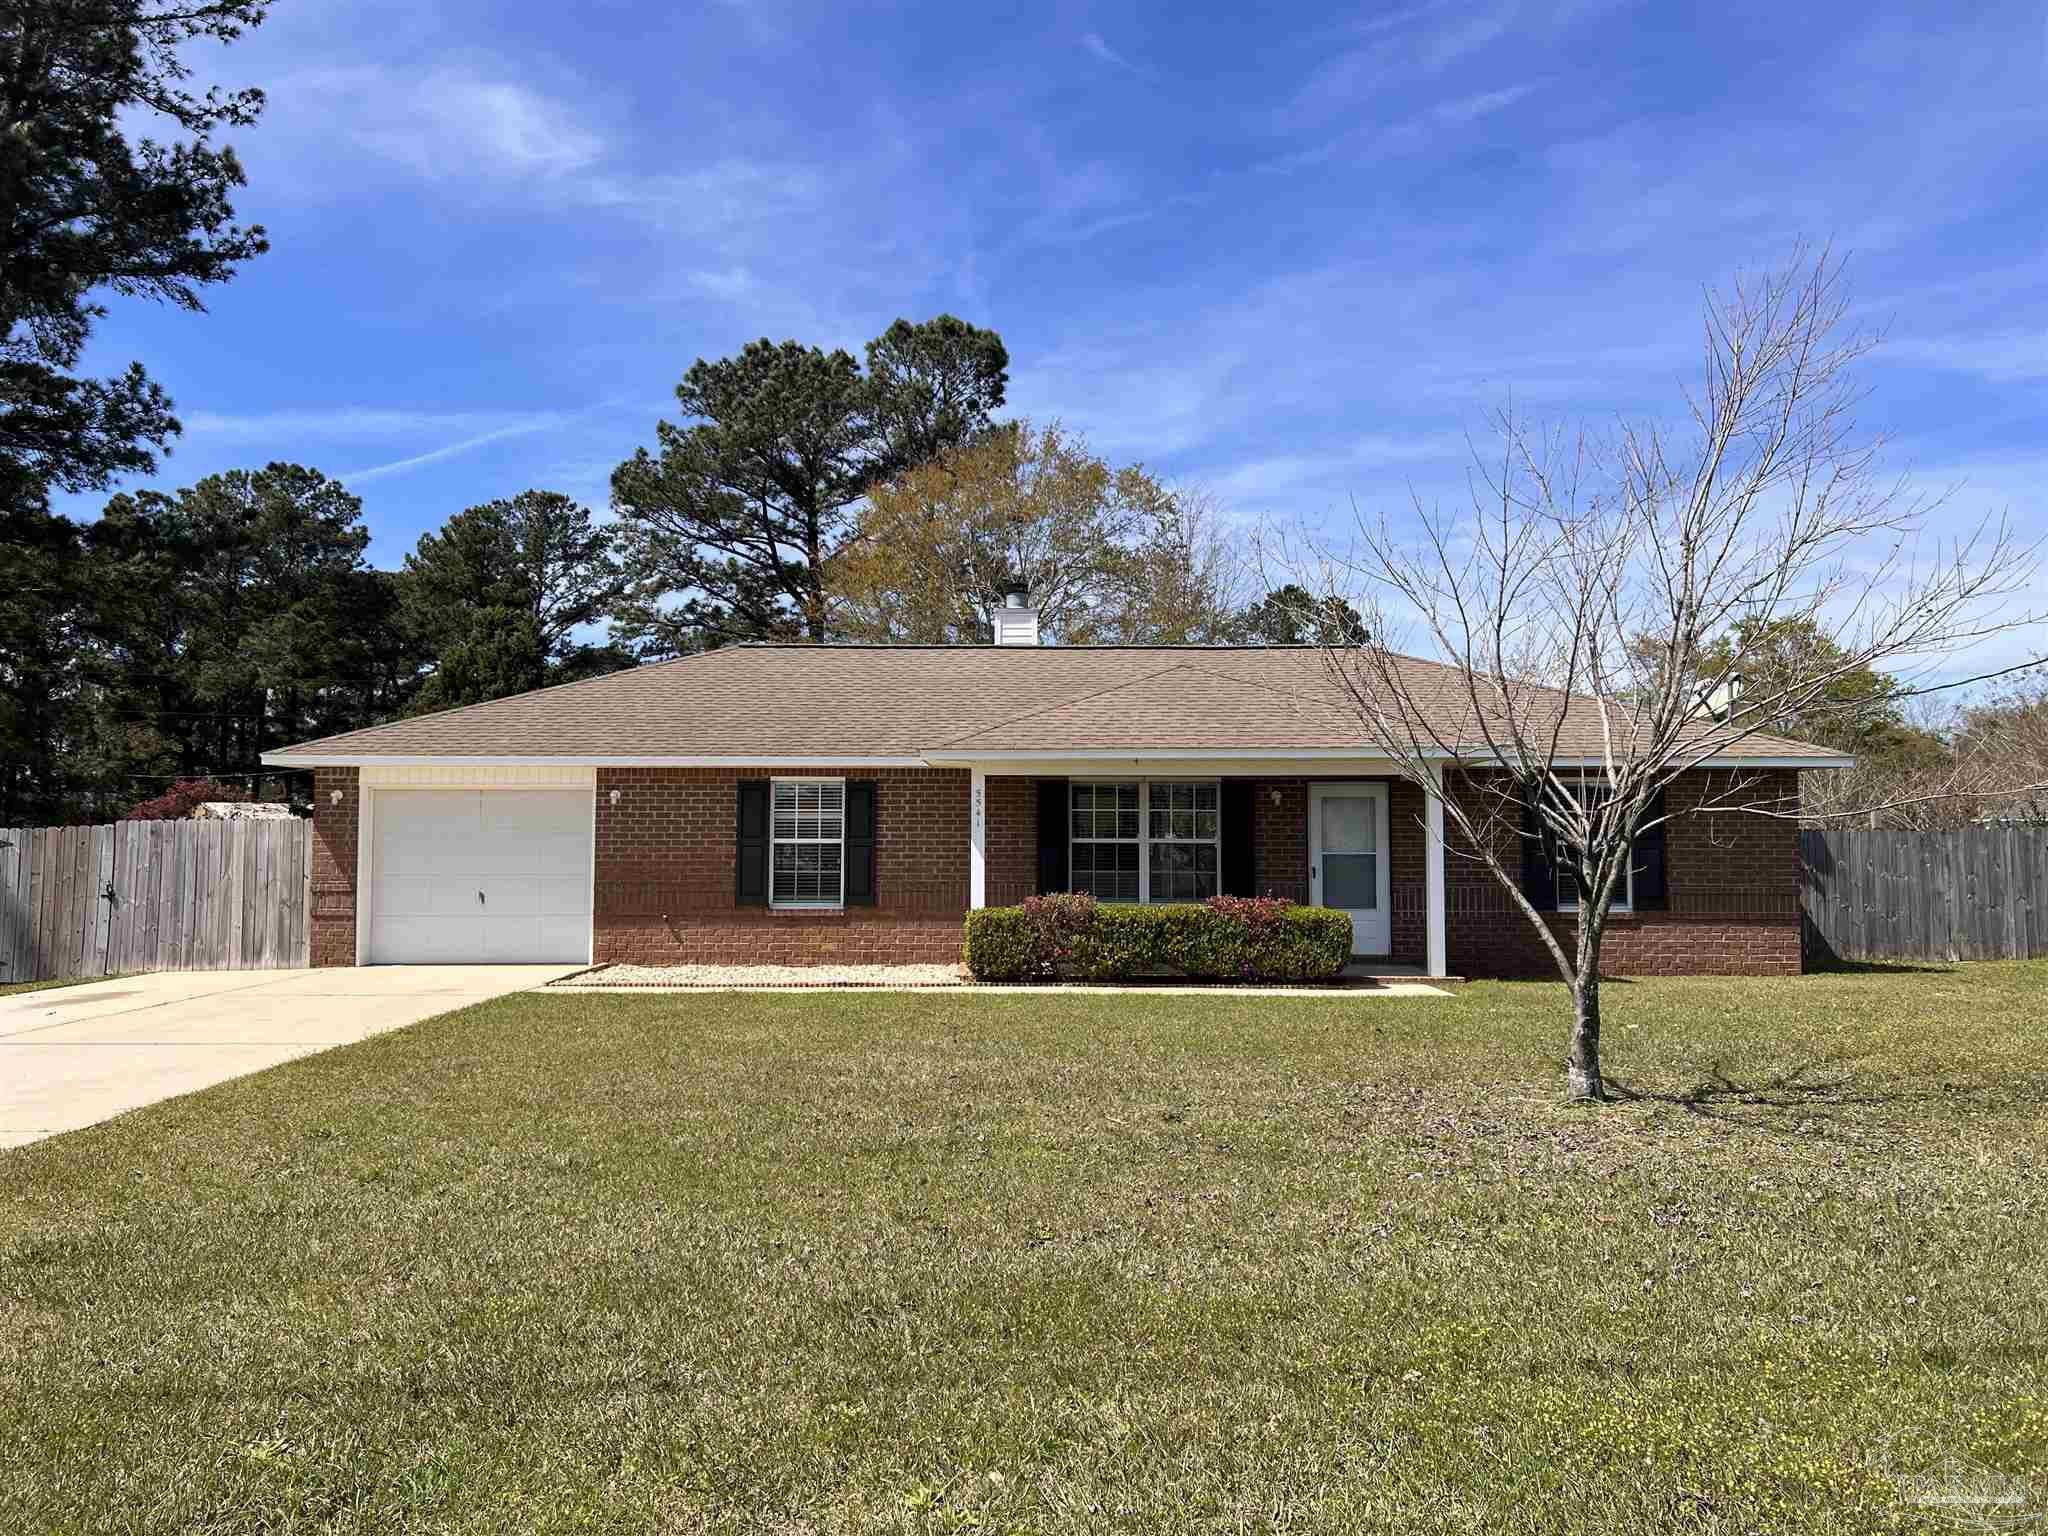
969,767 -> 988,908
1425,762 -> 1447,977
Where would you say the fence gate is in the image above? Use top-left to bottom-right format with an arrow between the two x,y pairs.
0,820 -> 311,983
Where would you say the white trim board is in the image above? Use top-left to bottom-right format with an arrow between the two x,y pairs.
266,754 -> 930,769
271,750 -> 1853,772
361,763 -> 596,787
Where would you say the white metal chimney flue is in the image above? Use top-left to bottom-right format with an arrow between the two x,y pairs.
993,590 -> 1041,646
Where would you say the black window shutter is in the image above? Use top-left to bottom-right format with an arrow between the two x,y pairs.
1036,779 -> 1069,895
845,780 -> 878,906
1221,780 -> 1256,897
1520,783 -> 1558,912
1631,787 -> 1669,911
736,779 -> 769,907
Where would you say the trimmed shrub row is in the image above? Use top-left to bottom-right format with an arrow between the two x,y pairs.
962,893 -> 1352,983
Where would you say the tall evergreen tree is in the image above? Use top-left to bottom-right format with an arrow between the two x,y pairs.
82,464 -> 398,804
1235,584 -> 1371,646
399,490 -> 632,713
0,510 -> 94,820
0,0 -> 271,517
610,316 -> 1008,651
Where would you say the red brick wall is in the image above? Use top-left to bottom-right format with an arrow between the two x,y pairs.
1443,768 -> 1802,979
309,766 -> 359,968
307,760 -> 1799,977
1252,780 -> 1309,904
1387,779 -> 1427,967
1247,778 -> 1424,965
593,766 -> 970,965
982,774 -> 1428,966
986,776 -> 1040,908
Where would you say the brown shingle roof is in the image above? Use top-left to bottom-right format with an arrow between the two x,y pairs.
262,645 -> 1849,764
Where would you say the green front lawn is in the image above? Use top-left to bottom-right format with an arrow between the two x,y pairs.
0,974 -> 118,997
3,966 -> 2044,1533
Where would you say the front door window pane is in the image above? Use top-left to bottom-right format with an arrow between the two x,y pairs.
1320,794 -> 1375,852
1323,852 -> 1378,908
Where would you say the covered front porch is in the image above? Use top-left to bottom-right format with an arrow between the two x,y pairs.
946,756 -> 1450,977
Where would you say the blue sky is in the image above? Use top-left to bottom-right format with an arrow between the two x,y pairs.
71,0 -> 2048,663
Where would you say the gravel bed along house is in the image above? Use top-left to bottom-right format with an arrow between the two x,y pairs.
557,963 -> 969,989
550,963 -> 1452,996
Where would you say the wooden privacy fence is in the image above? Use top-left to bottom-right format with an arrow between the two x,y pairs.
0,820 -> 311,983
1800,826 -> 2048,965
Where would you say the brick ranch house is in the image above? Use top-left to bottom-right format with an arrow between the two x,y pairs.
262,614 -> 1848,978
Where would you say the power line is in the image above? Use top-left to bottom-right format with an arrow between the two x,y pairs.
1889,656 -> 2046,702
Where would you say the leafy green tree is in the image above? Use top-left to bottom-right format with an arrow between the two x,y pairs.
402,491 -> 626,662
611,316 -> 1008,651
0,0 -> 271,517
407,606 -> 549,716
831,421 -> 1145,644
84,464 -> 399,796
832,421 -> 1256,646
1692,616 -> 1944,774
0,510 -> 96,820
1236,584 -> 1370,646
399,490 -> 631,712
1101,486 -> 1248,645
863,316 -> 1012,472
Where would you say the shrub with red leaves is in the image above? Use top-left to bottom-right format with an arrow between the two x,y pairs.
122,778 -> 252,821
1016,891 -> 1099,973
1203,894 -> 1293,940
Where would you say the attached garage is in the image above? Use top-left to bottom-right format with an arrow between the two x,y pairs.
364,785 -> 592,964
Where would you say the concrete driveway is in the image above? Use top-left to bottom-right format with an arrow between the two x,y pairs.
0,966 -> 577,1149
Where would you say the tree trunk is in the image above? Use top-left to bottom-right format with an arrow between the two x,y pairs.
1565,898 -> 1609,1101
1565,973 -> 1605,1101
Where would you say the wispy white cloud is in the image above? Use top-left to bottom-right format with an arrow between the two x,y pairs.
683,266 -> 765,302
1432,82 -> 1537,124
1879,329 -> 2048,384
1200,435 -> 1474,506
1081,31 -> 1134,69
342,416 -> 578,485
182,407 -> 556,443
280,64 -> 606,182
1262,79 -> 1537,171
181,404 -> 633,487
1286,0 -> 1519,123
581,158 -> 824,238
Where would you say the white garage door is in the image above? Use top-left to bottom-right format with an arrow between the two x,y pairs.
368,789 -> 591,964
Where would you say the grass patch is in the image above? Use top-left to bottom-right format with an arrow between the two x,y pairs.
0,973 -> 120,997
2,963 -> 2045,1532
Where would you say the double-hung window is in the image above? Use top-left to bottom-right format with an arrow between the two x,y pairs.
1070,782 -> 1141,901
1147,781 -> 1220,901
1070,780 -> 1221,903
1556,777 -> 1631,912
771,778 -> 845,908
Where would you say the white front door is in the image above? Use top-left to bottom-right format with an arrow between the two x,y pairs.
367,789 -> 592,964
1310,783 -> 1390,957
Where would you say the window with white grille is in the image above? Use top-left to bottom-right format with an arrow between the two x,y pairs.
1070,781 -> 1140,901
1147,781 -> 1220,901
1071,780 -> 1221,903
1556,778 -> 1631,912
771,779 -> 845,907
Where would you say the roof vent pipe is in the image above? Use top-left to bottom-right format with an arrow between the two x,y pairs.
993,591 -> 1041,647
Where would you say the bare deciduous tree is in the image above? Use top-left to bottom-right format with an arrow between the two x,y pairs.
1308,250 -> 2039,1101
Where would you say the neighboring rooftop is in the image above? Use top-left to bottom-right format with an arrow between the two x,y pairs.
263,644 -> 1849,766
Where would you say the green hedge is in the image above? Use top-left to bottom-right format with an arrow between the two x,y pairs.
963,894 -> 1352,983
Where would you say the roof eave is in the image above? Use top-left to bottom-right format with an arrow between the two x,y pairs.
264,748 -> 1856,771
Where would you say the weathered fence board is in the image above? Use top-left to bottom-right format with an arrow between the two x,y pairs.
0,829 -> 23,982
0,819 -> 312,983
1802,827 -> 2048,964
